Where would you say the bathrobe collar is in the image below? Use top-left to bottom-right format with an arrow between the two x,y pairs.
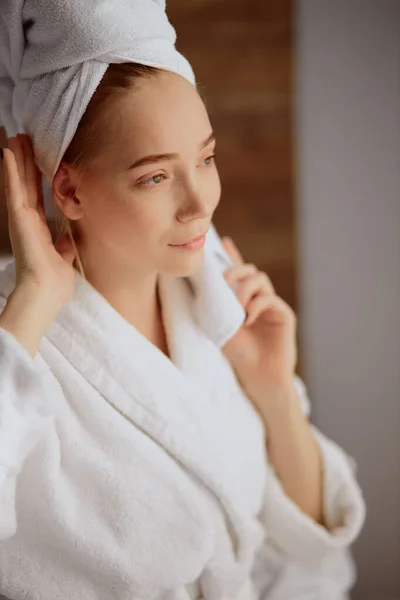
41,267 -> 253,564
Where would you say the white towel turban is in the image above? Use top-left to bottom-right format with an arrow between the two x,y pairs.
0,0 -> 196,183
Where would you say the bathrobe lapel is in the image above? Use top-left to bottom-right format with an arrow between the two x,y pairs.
43,270 -> 257,563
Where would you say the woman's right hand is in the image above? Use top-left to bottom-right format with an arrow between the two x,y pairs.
1,134 -> 76,307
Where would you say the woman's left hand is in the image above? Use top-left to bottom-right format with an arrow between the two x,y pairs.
221,236 -> 298,407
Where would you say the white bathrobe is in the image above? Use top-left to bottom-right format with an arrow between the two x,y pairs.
0,248 -> 365,600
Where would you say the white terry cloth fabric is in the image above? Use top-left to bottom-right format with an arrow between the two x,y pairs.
0,0 -> 195,182
0,230 -> 365,600
0,1 -> 365,594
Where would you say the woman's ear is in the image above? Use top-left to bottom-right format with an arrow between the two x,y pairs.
52,162 -> 84,221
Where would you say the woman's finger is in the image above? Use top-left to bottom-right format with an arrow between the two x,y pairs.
225,264 -> 275,295
8,136 -> 26,194
224,263 -> 257,285
245,294 -> 273,327
2,146 -> 24,212
260,270 -> 275,294
222,236 -> 245,266
19,134 -> 38,210
234,272 -> 273,308
35,166 -> 47,224
245,293 -> 295,327
20,134 -> 47,223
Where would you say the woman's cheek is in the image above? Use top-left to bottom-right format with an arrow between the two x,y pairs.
208,169 -> 222,212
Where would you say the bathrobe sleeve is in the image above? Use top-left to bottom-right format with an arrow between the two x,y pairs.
259,375 -> 366,566
0,327 -> 55,539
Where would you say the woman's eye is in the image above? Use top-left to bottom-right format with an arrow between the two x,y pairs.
138,155 -> 215,187
141,174 -> 166,186
201,154 -> 216,167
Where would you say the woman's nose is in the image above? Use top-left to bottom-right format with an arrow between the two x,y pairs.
177,188 -> 215,222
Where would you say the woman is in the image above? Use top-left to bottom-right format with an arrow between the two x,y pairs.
0,2 -> 365,600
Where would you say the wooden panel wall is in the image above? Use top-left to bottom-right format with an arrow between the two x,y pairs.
1,0 -> 297,311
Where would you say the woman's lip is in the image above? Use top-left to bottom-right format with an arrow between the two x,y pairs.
169,231 -> 208,246
169,233 -> 207,250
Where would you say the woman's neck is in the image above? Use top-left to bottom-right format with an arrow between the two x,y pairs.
75,244 -> 170,358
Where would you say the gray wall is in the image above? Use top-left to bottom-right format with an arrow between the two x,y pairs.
295,1 -> 400,599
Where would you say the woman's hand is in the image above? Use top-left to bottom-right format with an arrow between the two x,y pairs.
1,134 -> 76,306
221,237 -> 324,523
221,236 -> 298,410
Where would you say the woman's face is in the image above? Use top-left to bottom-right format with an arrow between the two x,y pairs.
62,70 -> 221,278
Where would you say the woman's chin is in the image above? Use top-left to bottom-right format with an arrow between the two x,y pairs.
164,249 -> 205,278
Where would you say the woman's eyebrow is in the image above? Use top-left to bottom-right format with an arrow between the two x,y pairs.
128,152 -> 177,170
128,132 -> 215,170
200,131 -> 215,150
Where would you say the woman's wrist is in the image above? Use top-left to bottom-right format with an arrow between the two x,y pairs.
250,380 -> 304,429
0,283 -> 61,357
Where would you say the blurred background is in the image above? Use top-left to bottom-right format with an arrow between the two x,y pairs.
0,1 -> 399,598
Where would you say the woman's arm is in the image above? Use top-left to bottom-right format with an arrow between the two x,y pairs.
219,237 -> 365,565
257,376 -> 366,565
256,381 -> 324,524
